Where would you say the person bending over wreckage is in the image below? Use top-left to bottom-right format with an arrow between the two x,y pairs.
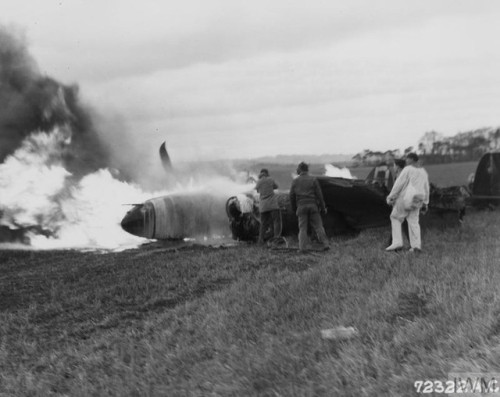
255,168 -> 282,245
386,153 -> 430,253
289,162 -> 330,252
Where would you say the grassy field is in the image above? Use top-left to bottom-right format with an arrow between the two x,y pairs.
350,161 -> 478,187
1,207 -> 500,396
249,161 -> 478,190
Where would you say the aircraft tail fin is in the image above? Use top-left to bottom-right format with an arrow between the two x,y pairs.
159,141 -> 172,171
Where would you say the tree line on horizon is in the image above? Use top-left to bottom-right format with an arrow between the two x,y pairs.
352,127 -> 500,166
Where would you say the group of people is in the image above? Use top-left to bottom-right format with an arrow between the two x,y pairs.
371,155 -> 406,191
255,162 -> 329,251
255,153 -> 430,253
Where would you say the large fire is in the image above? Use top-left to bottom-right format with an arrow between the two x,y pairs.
0,25 -> 255,251
0,25 -> 351,251
0,26 -> 154,250
0,126 -> 256,251
0,127 -> 157,250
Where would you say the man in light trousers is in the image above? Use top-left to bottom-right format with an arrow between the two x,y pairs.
386,153 -> 429,252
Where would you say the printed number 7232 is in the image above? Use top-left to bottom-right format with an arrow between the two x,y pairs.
414,380 -> 456,394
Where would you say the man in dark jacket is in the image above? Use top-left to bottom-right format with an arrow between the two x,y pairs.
289,162 -> 329,251
255,168 -> 282,245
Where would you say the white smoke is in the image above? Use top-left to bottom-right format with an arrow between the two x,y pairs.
235,193 -> 255,214
290,164 -> 355,179
324,164 -> 355,179
167,175 -> 254,197
0,129 -> 257,251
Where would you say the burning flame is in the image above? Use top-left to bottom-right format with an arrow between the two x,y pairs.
0,26 -> 257,251
26,169 -> 156,251
0,129 -> 70,230
0,128 -> 158,250
0,128 -> 257,251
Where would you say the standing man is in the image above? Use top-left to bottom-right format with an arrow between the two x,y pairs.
386,153 -> 429,252
255,168 -> 282,245
393,159 -> 406,180
384,153 -> 397,191
372,153 -> 396,191
289,162 -> 329,252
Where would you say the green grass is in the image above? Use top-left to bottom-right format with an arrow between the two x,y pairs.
1,209 -> 500,396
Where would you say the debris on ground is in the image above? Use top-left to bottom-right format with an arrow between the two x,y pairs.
320,326 -> 359,341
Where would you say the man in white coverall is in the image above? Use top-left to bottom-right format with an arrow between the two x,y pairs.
385,153 -> 429,252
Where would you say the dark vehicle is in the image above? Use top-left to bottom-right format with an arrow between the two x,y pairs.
470,152 -> 500,205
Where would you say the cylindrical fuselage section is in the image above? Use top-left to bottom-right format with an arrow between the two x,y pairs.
121,193 -> 230,240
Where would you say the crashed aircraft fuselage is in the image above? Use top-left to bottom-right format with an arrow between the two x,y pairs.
121,175 -> 468,242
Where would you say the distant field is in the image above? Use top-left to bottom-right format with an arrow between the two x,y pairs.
1,210 -> 499,395
350,161 -> 477,187
247,161 -> 478,189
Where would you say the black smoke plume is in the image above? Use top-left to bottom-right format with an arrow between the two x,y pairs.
0,25 -> 111,177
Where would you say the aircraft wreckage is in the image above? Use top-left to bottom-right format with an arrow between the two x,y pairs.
120,144 -> 470,242
469,152 -> 500,206
225,178 -> 469,242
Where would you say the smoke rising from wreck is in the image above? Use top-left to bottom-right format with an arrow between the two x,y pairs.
324,164 -> 354,179
0,26 -> 113,176
0,25 -> 354,250
0,25 -> 137,249
0,25 -> 258,250
0,126 -> 255,250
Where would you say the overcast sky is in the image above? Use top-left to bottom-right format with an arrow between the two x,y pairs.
2,0 -> 500,161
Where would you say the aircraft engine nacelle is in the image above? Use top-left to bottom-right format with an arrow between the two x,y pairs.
121,193 -> 229,240
225,192 -> 299,241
